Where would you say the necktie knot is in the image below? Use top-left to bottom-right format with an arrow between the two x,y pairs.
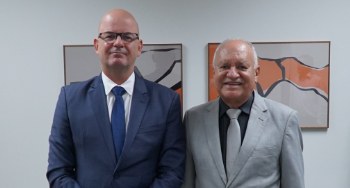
112,86 -> 126,96
226,109 -> 241,119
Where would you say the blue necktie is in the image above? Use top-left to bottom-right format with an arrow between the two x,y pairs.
111,86 -> 126,160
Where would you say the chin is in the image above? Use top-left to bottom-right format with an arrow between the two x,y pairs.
109,59 -> 127,66
221,91 -> 241,99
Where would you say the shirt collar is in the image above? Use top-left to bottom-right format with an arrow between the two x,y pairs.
240,92 -> 254,115
101,71 -> 135,96
219,92 -> 255,117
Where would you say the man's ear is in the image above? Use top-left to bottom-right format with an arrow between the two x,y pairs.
137,39 -> 144,57
93,38 -> 99,54
255,65 -> 260,82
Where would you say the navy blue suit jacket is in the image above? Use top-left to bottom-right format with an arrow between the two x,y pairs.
47,73 -> 185,188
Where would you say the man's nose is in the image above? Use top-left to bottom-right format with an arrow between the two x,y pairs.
113,36 -> 124,47
226,67 -> 239,77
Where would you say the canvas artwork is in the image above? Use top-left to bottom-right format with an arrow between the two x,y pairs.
64,44 -> 183,101
208,41 -> 330,128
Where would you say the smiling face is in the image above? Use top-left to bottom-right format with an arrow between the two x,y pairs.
94,9 -> 143,83
213,40 -> 260,108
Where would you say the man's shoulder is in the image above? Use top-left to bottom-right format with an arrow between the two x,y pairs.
142,78 -> 178,96
62,76 -> 100,94
186,100 -> 217,114
259,95 -> 296,116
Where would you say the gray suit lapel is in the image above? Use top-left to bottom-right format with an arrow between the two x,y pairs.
204,99 -> 227,184
227,92 -> 268,186
88,76 -> 117,166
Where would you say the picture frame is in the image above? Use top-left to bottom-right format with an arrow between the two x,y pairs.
63,43 -> 183,102
208,41 -> 330,128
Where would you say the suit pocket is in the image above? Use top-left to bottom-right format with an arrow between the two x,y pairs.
251,146 -> 279,158
246,146 -> 280,177
130,124 -> 164,154
137,124 -> 164,134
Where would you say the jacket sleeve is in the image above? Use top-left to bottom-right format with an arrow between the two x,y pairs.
280,111 -> 305,188
150,94 -> 186,188
181,112 -> 196,188
46,87 -> 81,188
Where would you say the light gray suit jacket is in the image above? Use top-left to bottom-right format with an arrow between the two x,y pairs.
182,91 -> 304,188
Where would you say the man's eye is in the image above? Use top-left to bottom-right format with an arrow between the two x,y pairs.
104,35 -> 114,40
122,35 -> 133,41
220,65 -> 230,70
237,65 -> 248,70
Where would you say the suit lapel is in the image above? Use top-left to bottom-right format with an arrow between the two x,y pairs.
204,99 -> 227,184
227,91 -> 268,186
88,76 -> 117,165
117,74 -> 149,166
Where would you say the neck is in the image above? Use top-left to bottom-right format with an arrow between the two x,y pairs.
221,94 -> 252,109
103,69 -> 133,85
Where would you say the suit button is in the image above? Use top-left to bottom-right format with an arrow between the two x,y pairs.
114,172 -> 120,178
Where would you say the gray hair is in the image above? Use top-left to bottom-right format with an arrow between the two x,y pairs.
212,39 -> 258,69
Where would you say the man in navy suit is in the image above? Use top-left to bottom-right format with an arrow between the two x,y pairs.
47,9 -> 185,188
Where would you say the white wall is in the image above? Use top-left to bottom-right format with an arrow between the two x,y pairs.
1,0 -> 349,187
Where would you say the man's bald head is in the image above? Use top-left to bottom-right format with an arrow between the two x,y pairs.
98,9 -> 139,34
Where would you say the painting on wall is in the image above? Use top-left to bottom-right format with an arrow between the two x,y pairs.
208,41 -> 330,128
64,43 -> 183,102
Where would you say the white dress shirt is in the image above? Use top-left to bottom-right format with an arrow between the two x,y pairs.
102,72 -> 134,131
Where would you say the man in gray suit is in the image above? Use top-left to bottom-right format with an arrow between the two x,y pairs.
182,39 -> 304,188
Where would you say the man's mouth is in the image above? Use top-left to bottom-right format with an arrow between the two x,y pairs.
110,51 -> 125,54
224,81 -> 242,86
110,51 -> 126,58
